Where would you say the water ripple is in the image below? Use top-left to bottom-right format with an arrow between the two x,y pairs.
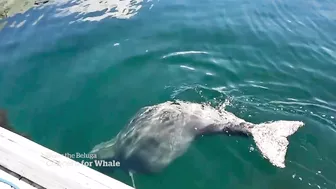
41,0 -> 155,22
1,0 -> 336,188
162,51 -> 209,59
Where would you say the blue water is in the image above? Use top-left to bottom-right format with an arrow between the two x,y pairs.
0,0 -> 336,188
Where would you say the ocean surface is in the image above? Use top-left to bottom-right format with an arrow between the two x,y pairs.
0,0 -> 336,188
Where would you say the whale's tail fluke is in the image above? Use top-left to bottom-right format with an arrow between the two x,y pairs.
250,120 -> 304,168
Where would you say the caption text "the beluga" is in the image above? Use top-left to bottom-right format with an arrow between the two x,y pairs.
45,152 -> 120,168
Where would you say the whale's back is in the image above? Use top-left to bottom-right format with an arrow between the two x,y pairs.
92,101 -> 207,172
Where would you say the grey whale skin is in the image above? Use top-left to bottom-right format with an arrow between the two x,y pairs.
91,101 -> 304,174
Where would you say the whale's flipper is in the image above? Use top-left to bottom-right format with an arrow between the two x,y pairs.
251,120 -> 304,168
129,171 -> 136,189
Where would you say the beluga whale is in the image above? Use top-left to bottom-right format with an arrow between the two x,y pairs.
90,100 -> 304,175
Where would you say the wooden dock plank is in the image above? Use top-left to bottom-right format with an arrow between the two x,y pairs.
0,127 -> 134,189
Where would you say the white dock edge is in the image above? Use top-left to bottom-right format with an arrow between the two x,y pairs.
0,127 -> 134,189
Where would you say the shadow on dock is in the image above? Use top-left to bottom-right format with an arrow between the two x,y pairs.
0,109 -> 31,139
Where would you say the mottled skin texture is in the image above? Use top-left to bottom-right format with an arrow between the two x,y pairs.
1,99 -> 302,176
92,101 -> 254,174
91,100 -> 303,174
